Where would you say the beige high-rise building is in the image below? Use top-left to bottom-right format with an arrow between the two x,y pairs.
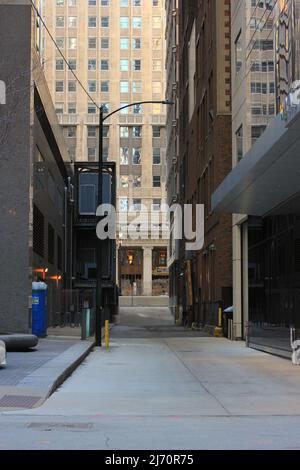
42,0 -> 169,297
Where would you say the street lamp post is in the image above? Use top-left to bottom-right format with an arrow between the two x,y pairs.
95,100 -> 173,347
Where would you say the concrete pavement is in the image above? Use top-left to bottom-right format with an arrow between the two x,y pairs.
0,338 -> 94,411
1,307 -> 300,449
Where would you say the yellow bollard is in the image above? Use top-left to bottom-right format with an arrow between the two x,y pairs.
218,307 -> 222,328
214,307 -> 223,337
105,320 -> 109,349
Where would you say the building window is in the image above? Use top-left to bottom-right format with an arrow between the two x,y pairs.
120,16 -> 129,28
56,0 -> 64,5
120,81 -> 129,93
120,198 -> 129,212
103,126 -> 109,137
68,59 -> 76,70
152,199 -> 161,211
132,148 -> 141,164
120,147 -> 129,164
132,81 -> 142,93
235,125 -> 243,162
133,103 -> 142,114
88,80 -> 97,92
88,126 -> 97,137
152,81 -> 161,94
120,59 -> 129,71
88,147 -> 96,161
133,17 -> 142,28
68,103 -> 76,113
101,103 -> 109,114
56,81 -> 64,92
68,37 -> 77,49
101,80 -> 109,92
88,16 -> 96,27
132,199 -> 142,211
88,103 -> 97,114
101,38 -> 109,49
88,59 -> 97,70
120,0 -> 128,6
103,147 -> 109,161
88,37 -> 97,48
89,0 -> 96,5
235,30 -> 242,74
152,126 -> 161,137
251,125 -> 266,143
68,16 -> 77,28
133,126 -> 142,137
68,80 -> 76,92
120,103 -> 128,114
120,37 -> 129,49
133,176 -> 141,188
133,38 -> 141,49
101,0 -> 109,5
153,148 -> 161,165
152,17 -> 161,28
55,102 -> 64,113
133,59 -> 141,71
56,16 -> 65,27
56,37 -> 65,49
120,176 -> 129,188
152,60 -> 161,71
153,176 -> 161,187
56,59 -> 64,71
69,0 -> 77,5
120,126 -> 129,138
101,60 -> 109,70
133,0 -> 141,5
67,126 -> 76,137
101,17 -> 109,27
79,173 -> 98,214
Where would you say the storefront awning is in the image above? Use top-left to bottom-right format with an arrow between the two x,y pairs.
212,108 -> 300,216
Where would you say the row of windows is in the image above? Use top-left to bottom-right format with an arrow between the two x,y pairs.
55,80 -> 161,96
250,82 -> 275,94
55,37 -> 161,50
119,189 -> 161,212
86,147 -> 162,165
251,104 -> 275,115
56,16 -> 148,29
61,123 -> 162,139
250,0 -> 274,10
250,60 -> 274,72
86,102 -> 162,114
56,0 -> 160,7
55,59 -> 162,72
119,198 -> 161,212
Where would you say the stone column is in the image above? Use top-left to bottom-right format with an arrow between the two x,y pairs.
233,222 -> 243,340
143,247 -> 153,296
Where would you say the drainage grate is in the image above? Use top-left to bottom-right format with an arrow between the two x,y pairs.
0,395 -> 41,408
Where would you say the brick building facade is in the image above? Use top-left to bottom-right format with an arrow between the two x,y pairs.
176,0 -> 232,326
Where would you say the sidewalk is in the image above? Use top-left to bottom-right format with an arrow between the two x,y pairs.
0,337 -> 94,411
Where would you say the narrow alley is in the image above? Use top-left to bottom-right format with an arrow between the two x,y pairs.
1,307 -> 300,450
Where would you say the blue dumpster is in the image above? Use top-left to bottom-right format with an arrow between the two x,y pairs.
32,282 -> 48,337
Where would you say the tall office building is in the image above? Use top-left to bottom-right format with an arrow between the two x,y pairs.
168,0 -> 233,328
213,0 -> 300,357
42,0 -> 169,297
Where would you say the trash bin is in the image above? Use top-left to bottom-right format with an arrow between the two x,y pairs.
32,282 -> 48,338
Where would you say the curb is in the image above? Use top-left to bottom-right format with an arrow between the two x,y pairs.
46,341 -> 95,401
